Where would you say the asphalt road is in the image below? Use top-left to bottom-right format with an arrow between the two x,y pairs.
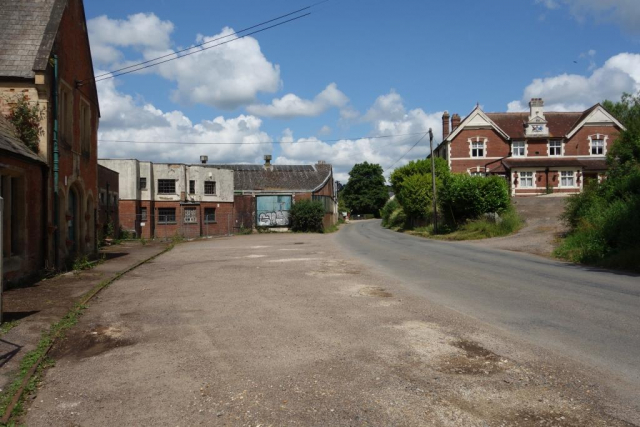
336,220 -> 640,396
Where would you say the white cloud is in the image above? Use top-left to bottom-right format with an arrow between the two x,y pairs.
246,83 -> 349,119
536,0 -> 640,33
97,75 -> 273,164
275,91 -> 443,182
508,52 -> 640,112
88,15 -> 281,110
318,125 -> 332,135
88,13 -> 174,63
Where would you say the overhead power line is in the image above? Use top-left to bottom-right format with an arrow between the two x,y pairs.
384,132 -> 429,172
98,132 -> 430,146
91,4 -> 318,81
91,1 -> 331,83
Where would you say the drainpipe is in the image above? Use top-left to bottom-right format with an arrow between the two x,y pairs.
52,55 -> 60,268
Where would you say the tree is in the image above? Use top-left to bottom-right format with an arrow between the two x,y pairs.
389,157 -> 450,197
341,162 -> 388,215
6,94 -> 44,153
603,93 -> 640,173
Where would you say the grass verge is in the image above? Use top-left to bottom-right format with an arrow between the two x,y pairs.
0,242 -> 176,425
407,208 -> 523,241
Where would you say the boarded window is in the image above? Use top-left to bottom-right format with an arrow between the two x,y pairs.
157,179 -> 175,194
80,99 -> 91,154
204,208 -> 216,223
140,207 -> 147,221
256,195 -> 291,226
184,207 -> 197,223
204,181 -> 216,195
158,208 -> 176,224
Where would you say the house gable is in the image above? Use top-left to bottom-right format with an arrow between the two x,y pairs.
446,107 -> 511,142
566,105 -> 625,139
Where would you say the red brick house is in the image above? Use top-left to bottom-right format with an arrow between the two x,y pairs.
433,99 -> 625,196
1,0 -> 100,278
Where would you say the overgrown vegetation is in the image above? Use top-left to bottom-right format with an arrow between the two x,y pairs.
290,200 -> 325,232
382,157 -> 521,240
554,93 -> 640,272
410,207 -> 522,241
439,174 -> 511,225
5,94 -> 44,153
341,162 -> 389,216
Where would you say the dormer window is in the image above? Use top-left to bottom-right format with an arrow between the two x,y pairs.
549,141 -> 562,156
512,141 -> 525,157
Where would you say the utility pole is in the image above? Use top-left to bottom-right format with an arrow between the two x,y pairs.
428,128 -> 438,234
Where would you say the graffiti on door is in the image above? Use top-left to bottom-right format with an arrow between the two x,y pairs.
256,195 -> 292,227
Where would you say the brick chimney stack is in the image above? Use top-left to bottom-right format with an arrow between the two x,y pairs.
442,111 -> 450,139
451,113 -> 461,131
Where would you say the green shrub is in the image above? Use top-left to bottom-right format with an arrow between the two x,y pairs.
380,198 -> 400,227
439,174 -> 510,223
387,207 -> 407,229
290,200 -> 325,232
397,173 -> 436,220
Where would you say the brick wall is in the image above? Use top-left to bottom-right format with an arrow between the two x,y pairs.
565,126 -> 620,156
449,129 -> 509,173
1,155 -> 47,282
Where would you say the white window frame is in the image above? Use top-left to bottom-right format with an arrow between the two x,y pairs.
589,135 -> 606,156
512,141 -> 526,157
559,170 -> 576,188
469,137 -> 487,158
548,140 -> 562,156
519,171 -> 535,188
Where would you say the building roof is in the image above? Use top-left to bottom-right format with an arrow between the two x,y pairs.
502,158 -> 607,171
0,113 -> 46,164
0,0 -> 67,79
485,112 -> 584,139
211,163 -> 333,192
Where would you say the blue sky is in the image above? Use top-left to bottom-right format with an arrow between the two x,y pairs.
87,0 -> 640,181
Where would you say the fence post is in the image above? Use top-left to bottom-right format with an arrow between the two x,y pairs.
0,196 -> 3,323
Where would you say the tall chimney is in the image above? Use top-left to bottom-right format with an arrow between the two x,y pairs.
264,154 -> 272,169
442,111 -> 450,139
451,113 -> 461,131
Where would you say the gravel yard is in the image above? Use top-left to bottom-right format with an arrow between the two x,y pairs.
21,232 -> 636,426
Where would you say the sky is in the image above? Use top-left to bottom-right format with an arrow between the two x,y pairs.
87,0 -> 640,182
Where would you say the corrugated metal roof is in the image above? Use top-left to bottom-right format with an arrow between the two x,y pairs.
210,163 -> 332,191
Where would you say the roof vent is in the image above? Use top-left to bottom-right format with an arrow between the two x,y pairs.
200,155 -> 208,164
264,154 -> 272,166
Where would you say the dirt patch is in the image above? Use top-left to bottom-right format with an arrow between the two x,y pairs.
50,324 -> 134,359
358,286 -> 393,298
439,339 -> 507,375
501,409 -> 583,427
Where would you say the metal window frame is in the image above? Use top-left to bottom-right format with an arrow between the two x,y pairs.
204,207 -> 216,223
157,179 -> 176,194
157,207 -> 176,224
204,181 -> 216,195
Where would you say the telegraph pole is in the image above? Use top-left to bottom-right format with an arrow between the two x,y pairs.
428,128 -> 438,234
